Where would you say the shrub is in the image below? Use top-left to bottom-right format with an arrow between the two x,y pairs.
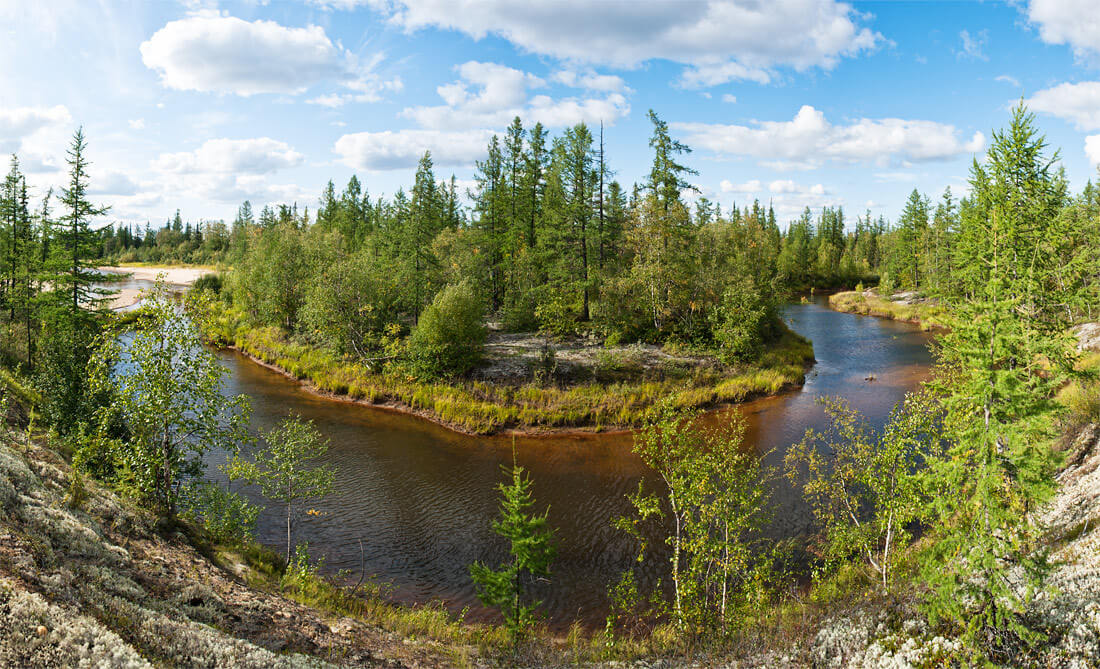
191,273 -> 223,295
407,281 -> 486,379
709,277 -> 773,365
182,482 -> 261,546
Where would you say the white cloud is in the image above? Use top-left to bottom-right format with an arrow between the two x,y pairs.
377,0 -> 880,88
768,179 -> 825,194
401,61 -> 630,130
89,171 -> 140,196
0,105 -> 72,153
995,74 -> 1021,87
1026,0 -> 1100,63
0,105 -> 73,172
768,179 -> 801,194
152,137 -> 304,175
140,12 -> 380,97
722,94 -> 738,104
719,179 -> 761,193
674,105 -> 985,169
333,129 -> 498,170
1027,81 -> 1100,130
1086,135 -> 1100,166
551,68 -> 629,93
128,118 -> 146,130
956,29 -> 988,61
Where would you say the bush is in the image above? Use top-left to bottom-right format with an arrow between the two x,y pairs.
191,273 -> 223,295
407,281 -> 486,379
709,277 -> 773,365
299,253 -> 402,358
182,482 -> 261,546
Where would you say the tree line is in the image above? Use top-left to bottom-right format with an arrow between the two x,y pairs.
3,105 -> 1100,662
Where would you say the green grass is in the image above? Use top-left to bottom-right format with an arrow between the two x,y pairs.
828,290 -> 948,331
203,304 -> 814,435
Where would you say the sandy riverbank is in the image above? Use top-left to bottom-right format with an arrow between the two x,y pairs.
98,265 -> 215,310
98,265 -> 214,286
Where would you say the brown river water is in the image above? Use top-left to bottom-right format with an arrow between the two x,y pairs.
202,295 -> 934,629
106,278 -> 933,629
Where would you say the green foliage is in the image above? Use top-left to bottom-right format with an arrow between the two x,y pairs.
710,276 -> 772,364
407,281 -> 486,379
919,104 -> 1074,661
786,393 -> 941,591
182,481 -> 261,546
190,272 -> 223,295
34,315 -> 110,436
87,280 -> 252,514
299,252 -> 403,358
469,454 -> 556,640
228,416 -> 335,564
617,398 -> 773,635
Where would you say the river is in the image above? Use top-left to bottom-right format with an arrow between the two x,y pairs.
101,277 -> 933,627
196,295 -> 934,628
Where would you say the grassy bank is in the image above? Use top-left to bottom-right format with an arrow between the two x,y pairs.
204,305 -> 814,435
828,290 -> 948,330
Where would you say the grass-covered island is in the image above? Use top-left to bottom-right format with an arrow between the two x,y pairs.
201,298 -> 813,435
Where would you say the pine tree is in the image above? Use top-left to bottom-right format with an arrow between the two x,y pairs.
53,128 -> 109,316
923,104 -> 1073,658
646,109 -> 698,215
474,135 -> 506,310
469,454 -> 555,639
406,151 -> 442,320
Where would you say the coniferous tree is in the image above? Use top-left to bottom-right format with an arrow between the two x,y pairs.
469,455 -> 555,639
923,104 -> 1073,656
53,128 -> 109,316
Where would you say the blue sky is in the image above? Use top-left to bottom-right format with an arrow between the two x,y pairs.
2,0 -> 1100,228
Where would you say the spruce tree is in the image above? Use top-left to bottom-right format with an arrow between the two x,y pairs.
923,103 -> 1074,658
53,128 -> 109,316
469,455 -> 555,639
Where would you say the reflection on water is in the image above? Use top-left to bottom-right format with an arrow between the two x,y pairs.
202,295 -> 933,628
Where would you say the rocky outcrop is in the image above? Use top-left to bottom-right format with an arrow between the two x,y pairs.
1074,323 -> 1100,353
0,429 -> 459,668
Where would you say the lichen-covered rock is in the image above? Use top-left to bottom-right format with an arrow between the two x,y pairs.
1074,323 -> 1100,353
0,435 -> 452,668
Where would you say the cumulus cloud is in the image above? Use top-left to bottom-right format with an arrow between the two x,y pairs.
401,61 -> 629,130
1086,135 -> 1100,166
551,68 -> 629,93
720,179 -> 762,193
152,137 -> 304,174
722,94 -> 738,104
1027,81 -> 1100,130
674,105 -> 985,170
1026,0 -> 1100,62
89,171 -> 140,196
333,128 -> 498,170
141,136 -> 309,208
0,105 -> 72,154
374,0 -> 880,87
768,179 -> 826,195
0,105 -> 73,172
141,12 -> 397,100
